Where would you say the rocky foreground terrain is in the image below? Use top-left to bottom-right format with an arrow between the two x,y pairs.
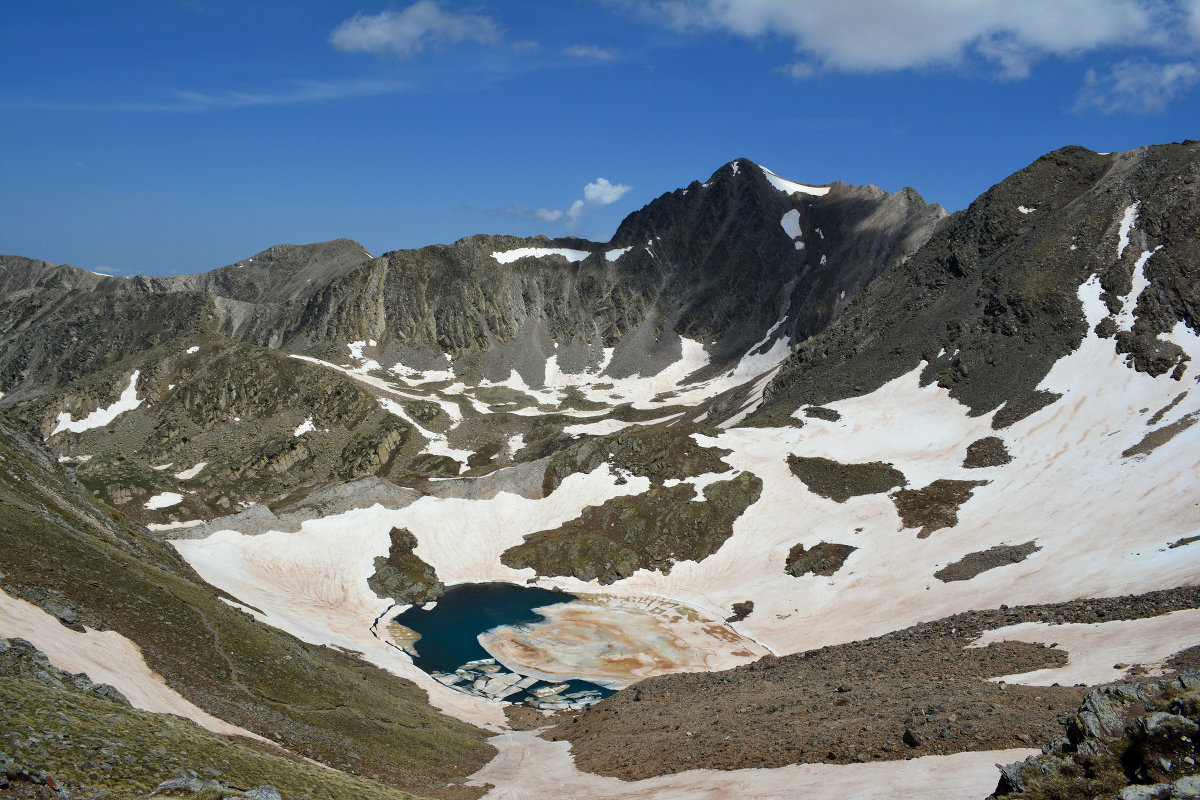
0,143 -> 1197,799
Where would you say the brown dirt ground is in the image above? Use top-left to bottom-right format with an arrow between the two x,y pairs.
542,587 -> 1200,781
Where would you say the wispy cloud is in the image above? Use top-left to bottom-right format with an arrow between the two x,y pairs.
1074,58 -> 1200,114
330,1 -> 501,59
564,44 -> 619,60
651,0 -> 1194,81
489,204 -> 565,223
10,77 -> 411,113
490,177 -> 633,229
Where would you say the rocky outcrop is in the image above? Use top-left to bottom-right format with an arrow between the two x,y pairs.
891,479 -> 988,537
785,541 -> 858,576
541,423 -> 732,495
502,472 -> 762,584
934,541 -> 1040,582
989,671 -> 1200,800
786,455 -> 907,502
368,527 -> 445,606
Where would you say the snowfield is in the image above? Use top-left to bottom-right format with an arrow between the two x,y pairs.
157,198 -> 1200,796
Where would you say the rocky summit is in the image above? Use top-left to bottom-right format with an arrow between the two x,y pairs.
0,143 -> 1198,800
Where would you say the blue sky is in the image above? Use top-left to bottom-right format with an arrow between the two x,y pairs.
2,0 -> 1198,276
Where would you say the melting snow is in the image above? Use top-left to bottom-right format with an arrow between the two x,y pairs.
0,588 -> 266,741
1018,206 -> 1035,214
781,209 -> 803,240
1117,201 -> 1139,258
379,398 -> 473,470
467,731 -> 1032,800
173,461 -> 207,480
605,246 -> 632,262
144,492 -> 185,510
760,166 -> 831,197
294,418 -> 316,437
971,609 -> 1200,686
491,248 -> 590,264
186,346 -> 199,354
51,371 -> 142,436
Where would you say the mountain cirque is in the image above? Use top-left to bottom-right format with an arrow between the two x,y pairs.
0,144 -> 1198,799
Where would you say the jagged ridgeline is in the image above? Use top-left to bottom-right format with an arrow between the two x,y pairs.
751,142 -> 1200,422
1,143 -> 1198,798
0,159 -> 943,519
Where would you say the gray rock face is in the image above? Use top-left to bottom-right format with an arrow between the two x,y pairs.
759,142 -> 1200,424
990,670 -> 1200,799
0,159 -> 944,400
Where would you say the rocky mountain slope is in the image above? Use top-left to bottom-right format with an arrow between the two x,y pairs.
0,145 -> 1197,799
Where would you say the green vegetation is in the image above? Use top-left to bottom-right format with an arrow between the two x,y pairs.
0,412 -> 494,798
502,472 -> 762,584
0,676 -> 429,800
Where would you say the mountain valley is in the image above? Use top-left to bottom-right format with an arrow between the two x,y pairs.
1,143 -> 1198,800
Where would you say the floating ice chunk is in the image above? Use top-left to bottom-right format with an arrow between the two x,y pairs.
51,371 -> 142,435
491,248 -> 590,264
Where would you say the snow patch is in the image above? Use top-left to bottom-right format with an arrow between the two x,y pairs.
467,730 -> 1032,800
379,398 -> 472,470
760,166 -> 831,197
294,417 -> 316,437
0,588 -> 265,741
781,209 -> 803,240
491,248 -> 590,264
145,492 -> 184,510
186,345 -> 199,354
173,462 -> 207,480
604,246 -> 632,262
1017,206 -> 1035,214
971,609 -> 1200,686
51,371 -> 142,436
1117,201 -> 1139,259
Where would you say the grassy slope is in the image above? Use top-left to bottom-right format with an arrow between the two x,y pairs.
0,411 -> 495,799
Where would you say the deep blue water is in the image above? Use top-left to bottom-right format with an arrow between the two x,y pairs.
391,582 -> 613,700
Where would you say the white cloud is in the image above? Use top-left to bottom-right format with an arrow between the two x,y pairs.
491,178 -> 633,229
1187,0 -> 1200,40
654,0 -> 1185,79
491,205 -> 565,222
564,45 -> 619,60
18,78 -> 412,113
1074,58 -> 1200,114
582,177 -> 632,206
330,1 -> 501,59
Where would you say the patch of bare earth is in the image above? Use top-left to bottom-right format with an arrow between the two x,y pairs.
934,541 -> 1041,582
543,587 -> 1200,781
